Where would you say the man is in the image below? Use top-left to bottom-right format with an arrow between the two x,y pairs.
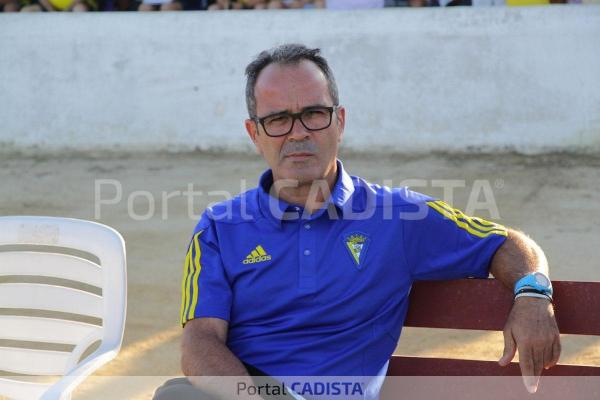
155,44 -> 560,400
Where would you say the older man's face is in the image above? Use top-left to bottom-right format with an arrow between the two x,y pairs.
245,60 -> 345,186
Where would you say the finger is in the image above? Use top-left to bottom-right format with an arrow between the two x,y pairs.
549,335 -> 561,368
543,338 -> 554,370
533,346 -> 543,379
498,329 -> 517,366
519,346 -> 539,393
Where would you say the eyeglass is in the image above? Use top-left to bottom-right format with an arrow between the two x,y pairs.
253,105 -> 338,137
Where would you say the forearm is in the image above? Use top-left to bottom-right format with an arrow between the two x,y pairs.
181,321 -> 255,399
489,229 -> 549,289
181,335 -> 249,377
181,319 -> 252,399
491,229 -> 560,391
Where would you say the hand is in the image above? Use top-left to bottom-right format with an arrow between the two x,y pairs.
498,296 -> 561,393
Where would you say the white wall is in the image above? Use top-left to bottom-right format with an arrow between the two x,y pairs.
1,7 -> 599,154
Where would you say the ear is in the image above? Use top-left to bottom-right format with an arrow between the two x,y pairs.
335,106 -> 346,143
245,118 -> 263,155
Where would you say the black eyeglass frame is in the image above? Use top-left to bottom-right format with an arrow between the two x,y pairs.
252,105 -> 339,138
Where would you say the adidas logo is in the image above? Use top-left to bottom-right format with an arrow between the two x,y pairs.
242,245 -> 272,264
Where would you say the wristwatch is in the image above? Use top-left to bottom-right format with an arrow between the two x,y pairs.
514,272 -> 553,297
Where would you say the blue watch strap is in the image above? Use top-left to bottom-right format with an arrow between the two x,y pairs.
514,272 -> 553,296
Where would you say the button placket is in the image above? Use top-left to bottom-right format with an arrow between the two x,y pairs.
298,216 -> 317,294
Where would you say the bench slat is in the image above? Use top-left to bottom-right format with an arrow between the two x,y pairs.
404,280 -> 600,335
388,356 -> 600,376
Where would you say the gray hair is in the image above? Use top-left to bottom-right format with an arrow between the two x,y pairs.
244,43 -> 339,118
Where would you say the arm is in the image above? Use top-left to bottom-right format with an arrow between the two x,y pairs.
181,317 -> 255,399
180,216 -> 251,396
489,229 -> 561,393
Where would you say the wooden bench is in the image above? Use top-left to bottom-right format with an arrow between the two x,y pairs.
382,279 -> 600,399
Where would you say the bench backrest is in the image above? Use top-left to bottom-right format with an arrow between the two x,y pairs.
388,279 -> 600,376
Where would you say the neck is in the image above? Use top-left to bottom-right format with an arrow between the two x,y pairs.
272,165 -> 338,214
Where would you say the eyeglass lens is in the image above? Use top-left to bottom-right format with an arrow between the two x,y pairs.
263,107 -> 332,136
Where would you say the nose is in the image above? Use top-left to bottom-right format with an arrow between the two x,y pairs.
287,116 -> 310,141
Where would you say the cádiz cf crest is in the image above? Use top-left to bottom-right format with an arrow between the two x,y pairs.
343,232 -> 370,270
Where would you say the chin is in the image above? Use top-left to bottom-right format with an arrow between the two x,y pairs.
279,164 -> 324,184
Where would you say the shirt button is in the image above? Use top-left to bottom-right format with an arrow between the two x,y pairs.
304,223 -> 311,230
303,249 -> 311,256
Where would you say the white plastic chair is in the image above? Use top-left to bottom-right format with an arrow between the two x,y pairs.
0,216 -> 127,400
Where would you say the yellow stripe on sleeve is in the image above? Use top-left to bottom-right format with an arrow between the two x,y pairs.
179,244 -> 193,326
427,201 -> 507,238
432,200 -> 505,233
187,231 -> 204,321
468,215 -> 504,232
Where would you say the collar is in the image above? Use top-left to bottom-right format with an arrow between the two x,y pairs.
257,159 -> 355,228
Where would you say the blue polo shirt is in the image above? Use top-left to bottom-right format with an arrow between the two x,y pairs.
180,160 -> 507,377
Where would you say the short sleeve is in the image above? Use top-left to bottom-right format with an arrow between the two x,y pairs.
180,211 -> 232,327
403,199 -> 508,281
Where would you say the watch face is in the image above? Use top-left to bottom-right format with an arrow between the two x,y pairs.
534,272 -> 550,287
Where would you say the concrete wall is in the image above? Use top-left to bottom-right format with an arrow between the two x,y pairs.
1,7 -> 599,154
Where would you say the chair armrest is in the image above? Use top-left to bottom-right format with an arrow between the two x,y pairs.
40,347 -> 119,400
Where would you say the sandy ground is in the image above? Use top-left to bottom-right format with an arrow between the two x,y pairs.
1,151 -> 599,399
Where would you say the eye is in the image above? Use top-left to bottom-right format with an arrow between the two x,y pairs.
303,110 -> 328,122
265,114 -> 291,127
305,109 -> 327,118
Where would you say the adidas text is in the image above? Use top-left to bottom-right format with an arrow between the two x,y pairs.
243,255 -> 272,264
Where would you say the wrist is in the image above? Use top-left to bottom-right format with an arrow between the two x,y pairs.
514,291 -> 553,302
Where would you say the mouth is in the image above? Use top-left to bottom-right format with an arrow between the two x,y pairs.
285,152 -> 315,160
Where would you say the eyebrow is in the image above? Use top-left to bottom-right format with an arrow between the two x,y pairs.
258,104 -> 329,119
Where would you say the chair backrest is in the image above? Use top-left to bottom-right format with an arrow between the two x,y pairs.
388,279 -> 600,376
0,216 -> 127,400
